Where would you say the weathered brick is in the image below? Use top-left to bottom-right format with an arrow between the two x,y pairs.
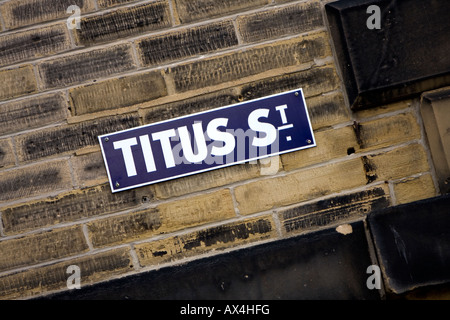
167,32 -> 330,92
15,113 -> 140,162
37,44 -> 136,89
306,92 -> 350,130
0,23 -> 71,67
137,20 -> 238,66
74,1 -> 172,46
0,247 -> 133,300
87,189 -> 236,247
174,0 -> 268,23
1,184 -> 154,235
71,152 -> 108,187
97,0 -> 139,8
0,160 -> 72,203
353,112 -> 421,151
234,158 -> 367,215
365,144 -> 430,182
279,185 -> 390,235
0,93 -> 68,135
0,226 -> 88,273
0,0 -> 95,30
135,215 -> 276,266
154,162 -> 260,199
354,100 -> 412,120
394,174 -> 437,205
281,126 -> 358,171
141,88 -> 241,124
239,65 -> 340,102
0,138 -> 15,169
237,1 -> 323,43
141,65 -> 339,125
69,71 -> 167,116
0,65 -> 37,101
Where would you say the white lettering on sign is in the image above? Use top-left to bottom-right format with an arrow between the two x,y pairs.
113,107 -> 283,177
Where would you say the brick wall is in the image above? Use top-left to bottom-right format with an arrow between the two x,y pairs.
0,0 -> 440,299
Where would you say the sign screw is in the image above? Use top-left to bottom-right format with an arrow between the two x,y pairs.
115,182 -> 120,188
295,92 -> 299,96
104,137 -> 109,142
306,139 -> 312,144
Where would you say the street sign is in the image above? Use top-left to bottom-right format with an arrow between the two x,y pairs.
99,88 -> 316,193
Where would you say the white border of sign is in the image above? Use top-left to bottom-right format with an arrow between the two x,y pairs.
98,88 -> 316,193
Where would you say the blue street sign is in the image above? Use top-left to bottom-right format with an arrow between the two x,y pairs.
99,88 -> 316,193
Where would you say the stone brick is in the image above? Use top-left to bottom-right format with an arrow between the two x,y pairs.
136,20 -> 238,66
354,100 -> 412,120
71,152 -> 108,187
1,184 -> 154,235
87,189 -> 236,247
394,174 -> 437,205
154,162 -> 260,199
353,112 -> 421,151
279,185 -> 390,235
0,138 -> 15,169
0,226 -> 88,272
237,1 -> 323,43
0,247 -> 133,300
97,0 -> 139,8
0,23 -> 71,67
69,71 -> 167,116
87,208 -> 161,248
135,215 -> 276,266
15,113 -> 140,162
306,92 -> 350,130
234,158 -> 367,215
174,0 -> 268,23
37,44 -> 136,89
74,1 -> 172,46
0,0 -> 95,30
366,144 -> 430,182
167,32 -> 330,92
0,93 -> 68,136
281,126 -> 358,171
0,66 -> 37,102
0,160 -> 72,203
